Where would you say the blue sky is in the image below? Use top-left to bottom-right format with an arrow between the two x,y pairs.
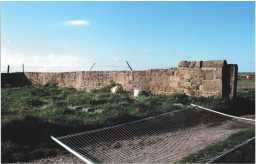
1,1 -> 255,72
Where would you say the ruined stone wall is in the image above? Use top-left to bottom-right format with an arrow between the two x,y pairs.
20,60 -> 238,99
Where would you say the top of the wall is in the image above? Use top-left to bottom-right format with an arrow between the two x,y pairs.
3,60 -> 231,75
178,60 -> 227,68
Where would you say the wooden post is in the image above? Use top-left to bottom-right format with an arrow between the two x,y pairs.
7,65 -> 10,74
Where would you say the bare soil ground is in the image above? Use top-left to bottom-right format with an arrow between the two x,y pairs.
34,155 -> 82,164
33,110 -> 253,164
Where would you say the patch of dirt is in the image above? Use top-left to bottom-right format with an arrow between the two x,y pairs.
33,154 -> 82,164
34,112 -> 253,163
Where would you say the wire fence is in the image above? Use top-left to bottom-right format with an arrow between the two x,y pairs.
51,105 -> 254,163
1,63 -> 173,73
1,65 -> 130,73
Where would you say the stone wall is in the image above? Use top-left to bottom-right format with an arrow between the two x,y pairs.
2,60 -> 238,99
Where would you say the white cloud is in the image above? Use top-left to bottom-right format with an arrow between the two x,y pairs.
1,52 -> 96,72
1,38 -> 98,72
65,19 -> 90,27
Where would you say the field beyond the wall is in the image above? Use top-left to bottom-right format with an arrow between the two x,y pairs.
1,76 -> 255,163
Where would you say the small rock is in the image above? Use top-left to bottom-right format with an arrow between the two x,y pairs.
134,89 -> 151,97
111,85 -> 123,94
134,89 -> 141,97
81,107 -> 90,112
94,109 -> 103,114
67,105 -> 83,110
173,103 -> 184,107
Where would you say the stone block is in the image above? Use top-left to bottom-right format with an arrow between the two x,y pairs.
178,60 -> 202,68
201,60 -> 226,68
204,71 -> 214,80
178,61 -> 190,67
202,80 -> 222,92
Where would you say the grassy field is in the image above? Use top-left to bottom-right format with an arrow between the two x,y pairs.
1,79 -> 255,162
237,79 -> 255,90
180,128 -> 255,163
237,78 -> 254,100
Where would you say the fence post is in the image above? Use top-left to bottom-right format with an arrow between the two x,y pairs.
89,63 -> 96,71
7,65 -> 10,74
125,61 -> 133,71
125,61 -> 134,87
22,64 -> 24,73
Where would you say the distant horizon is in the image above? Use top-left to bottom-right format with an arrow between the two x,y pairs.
2,1 -> 255,72
1,64 -> 255,74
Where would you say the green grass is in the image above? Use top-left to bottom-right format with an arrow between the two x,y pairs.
213,139 -> 255,163
1,83 -> 254,162
1,84 -> 195,162
236,78 -> 255,102
237,79 -> 255,90
2,83 -> 227,125
180,128 -> 255,163
237,78 -> 255,94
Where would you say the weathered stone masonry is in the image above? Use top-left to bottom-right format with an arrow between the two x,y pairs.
17,60 -> 238,99
1,60 -> 238,99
